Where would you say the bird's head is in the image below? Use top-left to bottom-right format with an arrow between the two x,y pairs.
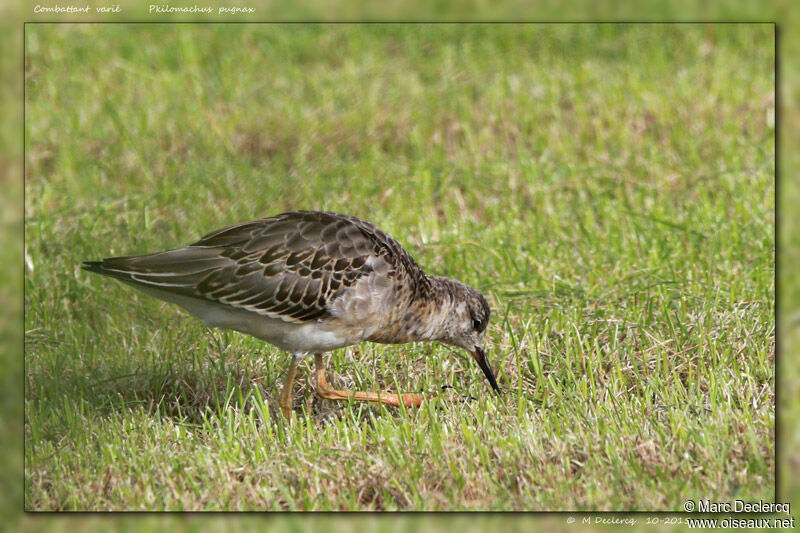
433,278 -> 500,393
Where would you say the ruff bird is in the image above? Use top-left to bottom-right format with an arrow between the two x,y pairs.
82,211 -> 499,418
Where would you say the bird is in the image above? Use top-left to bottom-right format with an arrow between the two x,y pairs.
82,210 -> 499,419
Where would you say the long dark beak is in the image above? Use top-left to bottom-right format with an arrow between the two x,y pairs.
472,346 -> 500,393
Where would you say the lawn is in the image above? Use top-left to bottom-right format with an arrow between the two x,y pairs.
24,23 -> 774,511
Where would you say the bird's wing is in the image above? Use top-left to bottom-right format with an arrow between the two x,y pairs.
82,211 -> 403,323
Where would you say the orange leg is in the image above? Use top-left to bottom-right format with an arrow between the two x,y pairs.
314,354 -> 433,408
279,355 -> 301,419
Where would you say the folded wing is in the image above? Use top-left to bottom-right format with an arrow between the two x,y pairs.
82,211 -> 402,323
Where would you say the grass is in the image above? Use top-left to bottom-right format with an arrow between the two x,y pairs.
24,23 -> 774,511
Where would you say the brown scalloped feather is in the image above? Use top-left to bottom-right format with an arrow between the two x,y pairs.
82,211 -> 430,324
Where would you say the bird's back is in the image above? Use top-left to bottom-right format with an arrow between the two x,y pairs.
82,211 -> 429,337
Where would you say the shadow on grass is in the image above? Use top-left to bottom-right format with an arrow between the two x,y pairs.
25,342 -> 412,434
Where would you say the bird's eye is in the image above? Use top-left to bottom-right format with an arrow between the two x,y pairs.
473,318 -> 482,331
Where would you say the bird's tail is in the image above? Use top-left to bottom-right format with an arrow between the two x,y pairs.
81,247 -> 230,296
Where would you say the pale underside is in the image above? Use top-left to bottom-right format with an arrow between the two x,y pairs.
126,265 -> 398,356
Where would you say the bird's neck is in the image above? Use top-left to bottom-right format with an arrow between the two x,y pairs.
366,274 -> 455,345
402,275 -> 457,342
